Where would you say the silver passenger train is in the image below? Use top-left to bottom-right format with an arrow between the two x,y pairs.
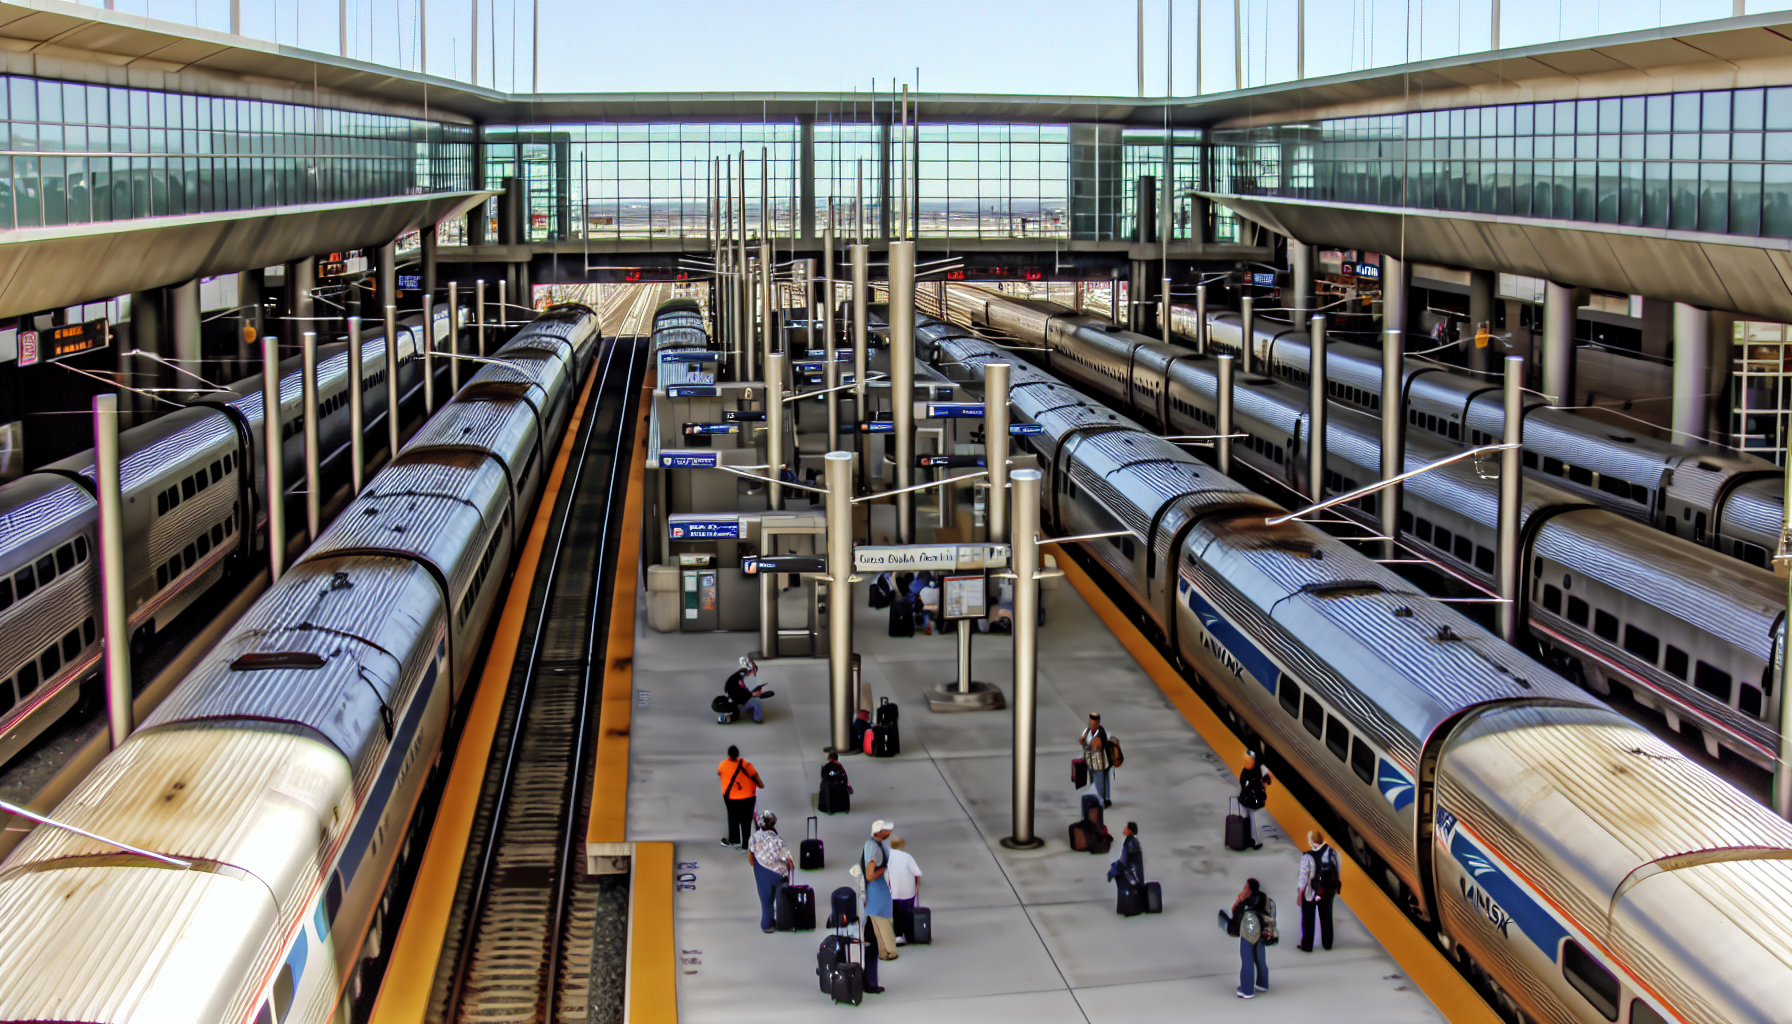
922,314 -> 1792,1024
931,286 -> 1791,777
0,303 -> 603,1023
0,306 -> 463,768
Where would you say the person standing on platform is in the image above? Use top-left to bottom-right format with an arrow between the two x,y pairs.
861,820 -> 898,962
1296,831 -> 1339,952
1080,712 -> 1113,808
1221,877 -> 1271,999
717,744 -> 763,849
1236,750 -> 1272,850
887,835 -> 923,943
748,811 -> 795,933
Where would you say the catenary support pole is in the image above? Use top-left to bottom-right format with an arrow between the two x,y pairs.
760,240 -> 775,375
826,450 -> 855,752
1217,353 -> 1235,475
1497,356 -> 1524,644
825,208 -> 840,443
1240,294 -> 1255,374
852,242 -> 870,493
385,305 -> 401,458
421,294 -> 435,414
1195,283 -> 1208,355
1777,438 -> 1792,817
262,336 -> 286,583
1380,327 -> 1404,560
890,240 -> 917,541
766,350 -> 786,510
1290,237 -> 1312,318
1111,267 -> 1123,325
1307,315 -> 1327,500
1161,275 -> 1173,340
447,281 -> 461,394
1543,281 -> 1577,405
349,318 -> 365,494
985,362 -> 1010,543
738,152 -> 751,379
1003,468 -> 1045,849
1382,255 -> 1409,342
475,279 -> 487,356
498,280 -> 508,341
302,331 -> 321,540
94,394 -> 131,749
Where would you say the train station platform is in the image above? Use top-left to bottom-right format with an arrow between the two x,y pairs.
623,565 -> 1450,1021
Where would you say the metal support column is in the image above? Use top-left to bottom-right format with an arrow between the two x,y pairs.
377,242 -> 396,314
1380,328 -> 1404,560
422,224 -> 438,302
1776,442 -> 1792,817
1240,295 -> 1255,373
826,450 -> 855,751
421,294 -> 435,414
1195,284 -> 1208,355
766,351 -> 786,509
985,362 -> 1010,543
385,305 -> 401,457
1383,254 -> 1410,343
302,331 -> 321,540
737,153 -> 751,379
1468,268 -> 1496,377
1497,355 -> 1524,645
1216,354 -> 1235,475
1002,468 -> 1045,849
1161,276 -> 1173,340
890,240 -> 917,541
760,240 -> 775,371
1673,301 -> 1711,443
94,394 -> 130,749
1290,237 -> 1312,318
1111,267 -> 1123,325
851,243 -> 870,494
447,282 -> 460,394
1307,315 -> 1326,499
1543,281 -> 1577,405
475,279 -> 487,356
262,336 -> 286,582
349,318 -> 365,494
170,278 -> 202,372
824,210 -> 840,443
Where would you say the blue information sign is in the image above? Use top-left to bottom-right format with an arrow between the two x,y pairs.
926,402 -> 985,419
667,385 -> 720,398
859,421 -> 895,433
669,516 -> 740,539
660,451 -> 720,468
398,274 -> 422,290
724,409 -> 766,422
660,350 -> 721,363
683,423 -> 739,435
1251,271 -> 1277,288
1010,423 -> 1045,436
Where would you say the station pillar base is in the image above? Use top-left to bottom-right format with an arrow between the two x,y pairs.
1000,834 -> 1047,850
925,680 -> 1006,712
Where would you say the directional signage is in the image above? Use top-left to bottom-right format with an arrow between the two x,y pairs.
724,409 -> 766,422
660,350 -> 721,363
669,514 -> 740,539
1251,271 -> 1277,288
743,555 -> 828,575
917,454 -> 984,469
667,385 -> 720,398
803,349 -> 855,361
45,318 -> 110,363
1010,423 -> 1044,436
920,402 -> 985,419
683,423 -> 739,436
793,361 -> 827,374
854,544 -> 1009,572
859,421 -> 895,433
659,450 -> 720,469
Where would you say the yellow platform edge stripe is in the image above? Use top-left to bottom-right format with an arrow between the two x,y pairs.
626,840 -> 679,1024
367,368 -> 601,1024
1048,546 -> 1501,1024
589,373 -> 654,849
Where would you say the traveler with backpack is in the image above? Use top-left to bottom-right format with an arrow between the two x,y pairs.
1296,831 -> 1341,952
818,752 -> 852,814
1235,750 -> 1272,850
1079,712 -> 1113,808
717,745 -> 764,849
748,811 -> 796,933
1219,877 -> 1275,998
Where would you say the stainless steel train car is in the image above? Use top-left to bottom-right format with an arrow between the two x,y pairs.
0,306 -> 463,768
0,304 -> 604,1024
928,320 -> 1792,1024
929,285 -> 1791,775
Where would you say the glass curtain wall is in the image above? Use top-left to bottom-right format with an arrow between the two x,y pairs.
1120,127 -> 1204,242
815,123 -> 882,240
1209,86 -> 1792,241
0,74 -> 470,230
915,124 -> 1070,240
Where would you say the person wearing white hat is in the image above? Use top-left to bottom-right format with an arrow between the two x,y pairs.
862,820 -> 898,963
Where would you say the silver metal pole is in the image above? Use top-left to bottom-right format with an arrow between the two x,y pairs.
348,318 -> 365,494
302,330 -> 321,540
1111,269 -> 1124,326
1005,468 -> 1044,848
421,294 -> 435,414
826,450 -> 855,752
498,279 -> 508,339
900,85 -> 909,242
759,568 -> 776,660
1161,275 -> 1173,340
447,281 -> 460,393
890,240 -> 917,541
761,146 -> 770,245
767,350 -> 786,510
852,243 -> 871,494
1380,327 -> 1405,560
1195,283 -> 1208,355
1777,439 -> 1792,817
475,279 -> 487,356
1307,314 -> 1326,500
985,362 -> 1010,543
1240,294 -> 1255,374
93,393 -> 131,749
385,305 -> 401,457
1217,353 -> 1235,475
738,152 -> 750,378
955,619 -> 974,694
1290,237 -> 1312,317
825,208 -> 840,443
262,335 -> 286,582
1497,355 -> 1524,645
855,157 -> 864,244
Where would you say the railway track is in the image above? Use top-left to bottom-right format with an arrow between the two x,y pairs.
427,329 -> 646,1024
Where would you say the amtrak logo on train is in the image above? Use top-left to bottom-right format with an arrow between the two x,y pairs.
1377,759 -> 1415,811
1179,574 -> 1278,694
1438,805 -> 1570,955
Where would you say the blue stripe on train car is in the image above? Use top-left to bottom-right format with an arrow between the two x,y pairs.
337,654 -> 441,889
1180,575 -> 1280,696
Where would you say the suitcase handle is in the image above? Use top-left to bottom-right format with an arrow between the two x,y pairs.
808,815 -> 819,840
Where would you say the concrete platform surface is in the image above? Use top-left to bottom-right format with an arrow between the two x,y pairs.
626,576 -> 1445,1022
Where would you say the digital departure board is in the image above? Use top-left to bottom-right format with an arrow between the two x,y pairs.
45,318 -> 109,362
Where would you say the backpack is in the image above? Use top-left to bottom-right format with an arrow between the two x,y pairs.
1259,896 -> 1279,946
1106,735 -> 1124,769
869,575 -> 893,609
1314,845 -> 1342,898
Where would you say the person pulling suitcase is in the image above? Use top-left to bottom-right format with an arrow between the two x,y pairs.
747,811 -> 795,933
1234,750 -> 1272,850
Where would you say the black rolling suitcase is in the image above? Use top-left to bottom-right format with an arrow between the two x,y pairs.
1225,797 -> 1252,851
800,816 -> 824,870
827,885 -> 859,929
870,724 -> 899,757
1116,880 -> 1145,917
1072,757 -> 1088,789
818,776 -> 850,814
778,883 -> 816,931
1081,793 -> 1104,827
888,593 -> 915,637
1143,881 -> 1163,914
910,905 -> 932,945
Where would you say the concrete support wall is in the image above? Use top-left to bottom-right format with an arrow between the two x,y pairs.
1542,281 -> 1579,406
1672,302 -> 1710,443
1289,237 -> 1312,317
1468,269 -> 1495,376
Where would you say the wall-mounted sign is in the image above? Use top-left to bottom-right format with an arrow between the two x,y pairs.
1010,423 -> 1044,436
1348,261 -> 1382,281
917,454 -> 984,468
660,350 -> 722,363
922,402 -> 984,419
17,329 -> 37,367
859,421 -> 895,433
942,573 -> 988,620
660,451 -> 720,469
398,274 -> 422,291
669,514 -> 740,539
667,385 -> 720,398
743,555 -> 828,575
684,422 -> 739,435
1251,272 -> 1277,288
45,319 -> 109,363
854,544 -> 1009,572
724,409 -> 766,422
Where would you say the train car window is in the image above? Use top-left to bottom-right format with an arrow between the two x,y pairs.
156,565 -> 168,589
1415,518 -> 1433,543
1448,423 -> 1461,440
1471,546 -> 1494,572
1434,526 -> 1453,551
1693,512 -> 1707,542
1594,610 -> 1619,642
1561,940 -> 1621,1021
225,453 -> 234,474
55,544 -> 74,573
15,662 -> 37,696
39,644 -> 60,677
1324,715 -> 1350,761
1623,626 -> 1660,663
1453,536 -> 1473,562
195,471 -> 208,493
74,536 -> 87,562
196,534 -> 211,557
1544,457 -> 1564,476
1301,694 -> 1325,739
1568,465 -> 1594,486
166,555 -> 182,582
1278,675 -> 1302,717
1599,475 -> 1631,498
1630,483 -> 1649,503
1523,450 -> 1539,469
0,679 -> 12,716
0,578 -> 12,611
1542,585 -> 1562,614
83,618 -> 95,645
210,460 -> 222,484
1694,661 -> 1733,702
1400,511 -> 1414,533
14,565 -> 35,600
35,554 -> 55,587
272,965 -> 295,1022
1426,414 -> 1438,432
181,476 -> 196,499
1349,736 -> 1376,783
182,544 -> 196,569
1628,1001 -> 1669,1024
61,630 -> 79,662
1567,596 -> 1589,626
1122,537 -> 1135,560
1740,683 -> 1764,718
157,492 -> 169,515
1664,646 -> 1689,679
